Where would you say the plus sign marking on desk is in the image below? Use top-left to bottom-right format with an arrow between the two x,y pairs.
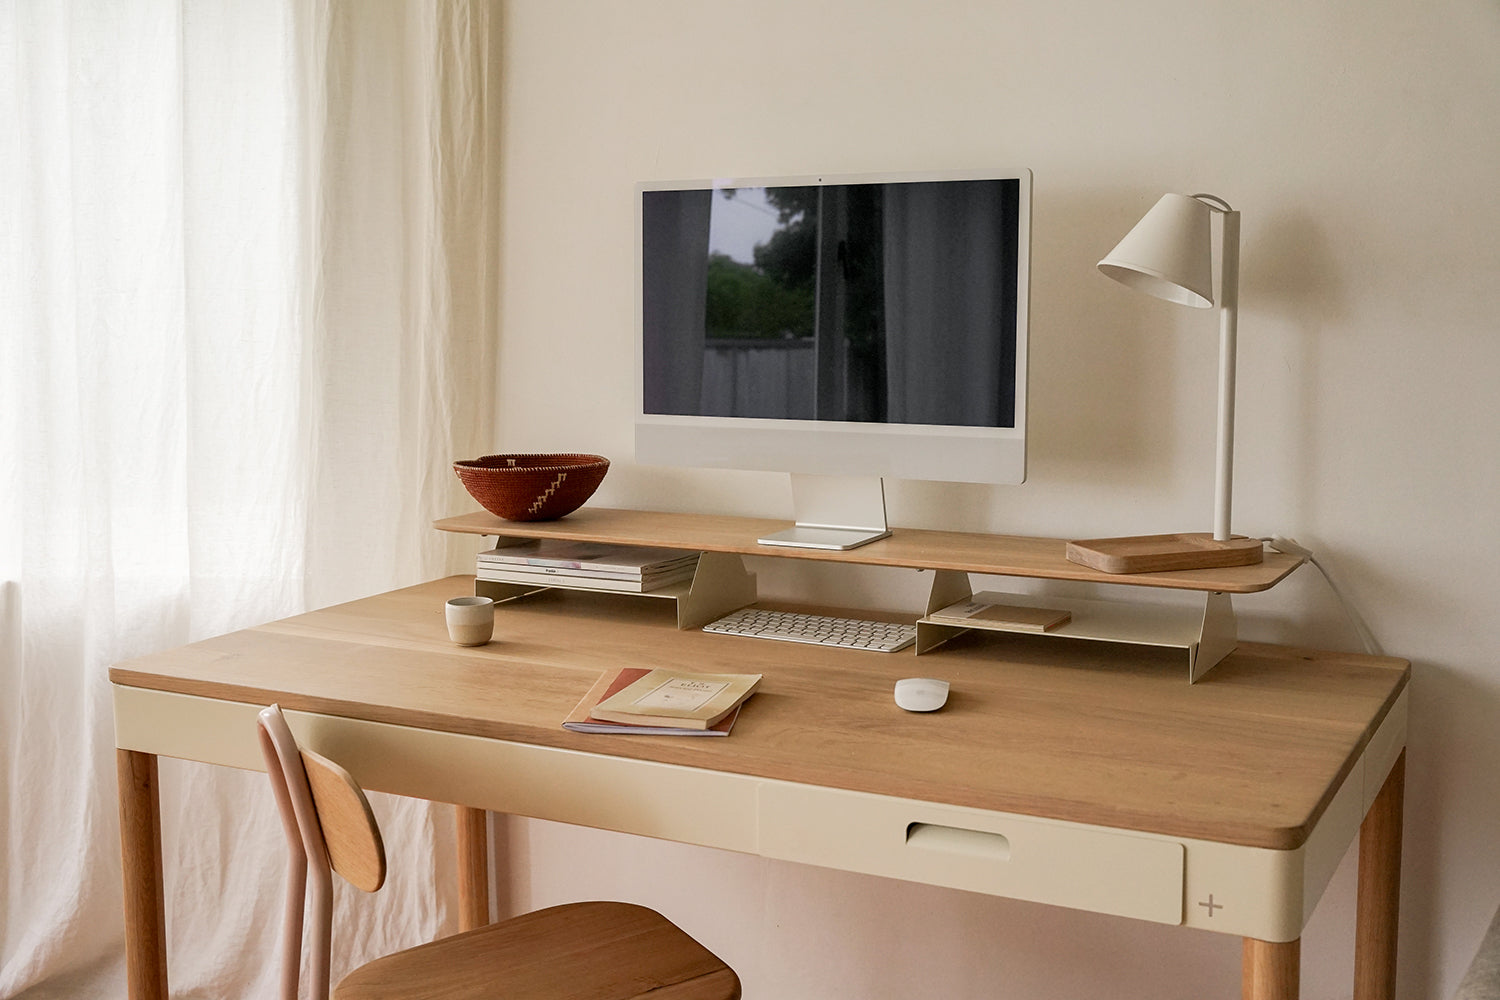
1198,894 -> 1224,917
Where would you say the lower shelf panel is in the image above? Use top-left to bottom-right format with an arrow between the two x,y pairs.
476,550 -> 757,629
916,572 -> 1238,682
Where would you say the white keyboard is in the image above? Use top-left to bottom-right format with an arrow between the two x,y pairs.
703,608 -> 916,653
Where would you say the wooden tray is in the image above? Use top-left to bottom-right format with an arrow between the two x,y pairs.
1065,533 -> 1264,575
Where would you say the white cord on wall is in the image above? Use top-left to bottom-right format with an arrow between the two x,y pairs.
1263,536 -> 1384,657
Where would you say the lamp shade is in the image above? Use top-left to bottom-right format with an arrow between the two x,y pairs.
1098,193 -> 1214,308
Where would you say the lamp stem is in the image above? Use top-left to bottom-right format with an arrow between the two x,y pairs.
1213,210 -> 1241,543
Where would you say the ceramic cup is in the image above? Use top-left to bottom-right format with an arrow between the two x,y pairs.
445,596 -> 495,646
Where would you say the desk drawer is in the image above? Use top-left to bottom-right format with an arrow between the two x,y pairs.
758,783 -> 1184,924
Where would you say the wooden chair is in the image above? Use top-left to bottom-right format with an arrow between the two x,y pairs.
256,703 -> 741,1000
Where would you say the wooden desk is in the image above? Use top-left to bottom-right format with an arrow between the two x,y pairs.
111,577 -> 1408,1000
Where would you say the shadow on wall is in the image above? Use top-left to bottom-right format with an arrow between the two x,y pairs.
1028,189 -> 1183,489
1243,208 -> 1348,529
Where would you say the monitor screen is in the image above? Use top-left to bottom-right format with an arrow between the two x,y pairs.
636,169 -> 1030,487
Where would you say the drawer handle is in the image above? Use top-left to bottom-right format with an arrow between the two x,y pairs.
905,822 -> 1011,861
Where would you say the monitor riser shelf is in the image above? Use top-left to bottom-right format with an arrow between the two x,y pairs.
441,507 -> 1302,683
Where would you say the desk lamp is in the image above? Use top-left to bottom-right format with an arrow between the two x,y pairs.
1066,193 -> 1264,573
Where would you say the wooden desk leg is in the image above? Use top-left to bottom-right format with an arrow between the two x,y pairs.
1355,749 -> 1405,1000
1243,937 -> 1300,1000
455,805 -> 490,930
117,749 -> 168,1000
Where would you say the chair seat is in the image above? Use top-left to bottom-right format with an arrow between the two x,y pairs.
333,900 -> 741,1000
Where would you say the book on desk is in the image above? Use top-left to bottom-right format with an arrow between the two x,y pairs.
563,666 -> 760,735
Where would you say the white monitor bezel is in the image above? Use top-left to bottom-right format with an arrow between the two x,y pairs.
634,167 -> 1031,487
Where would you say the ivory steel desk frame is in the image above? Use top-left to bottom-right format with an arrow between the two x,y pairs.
113,525 -> 1408,1000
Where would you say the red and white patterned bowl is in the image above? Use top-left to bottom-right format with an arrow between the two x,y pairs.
453,453 -> 609,521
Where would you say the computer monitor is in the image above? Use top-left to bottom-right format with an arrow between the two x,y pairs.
636,168 -> 1031,549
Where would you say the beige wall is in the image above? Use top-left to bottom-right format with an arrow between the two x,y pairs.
490,2 -> 1500,996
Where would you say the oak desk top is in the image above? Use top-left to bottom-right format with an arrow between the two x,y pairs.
111,577 -> 1408,852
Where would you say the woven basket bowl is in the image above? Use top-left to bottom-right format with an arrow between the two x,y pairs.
453,453 -> 609,521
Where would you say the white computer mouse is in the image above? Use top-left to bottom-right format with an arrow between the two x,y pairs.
894,677 -> 950,712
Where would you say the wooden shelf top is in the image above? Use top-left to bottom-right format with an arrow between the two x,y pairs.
112,577 -> 1408,851
435,507 -> 1304,595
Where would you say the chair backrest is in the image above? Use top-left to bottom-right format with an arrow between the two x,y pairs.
257,704 -> 387,1000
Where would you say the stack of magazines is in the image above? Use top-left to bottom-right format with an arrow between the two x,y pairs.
476,539 -> 700,593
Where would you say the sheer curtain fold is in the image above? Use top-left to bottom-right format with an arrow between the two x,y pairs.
1,3 -> 499,997
882,180 -> 1017,428
640,189 -> 712,415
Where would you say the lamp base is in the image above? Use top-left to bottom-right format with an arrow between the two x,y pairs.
1065,533 -> 1264,575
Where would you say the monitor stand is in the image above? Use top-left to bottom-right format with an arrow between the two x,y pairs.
757,474 -> 891,551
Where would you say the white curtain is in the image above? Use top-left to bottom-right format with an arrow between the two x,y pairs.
1,2 -> 498,997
